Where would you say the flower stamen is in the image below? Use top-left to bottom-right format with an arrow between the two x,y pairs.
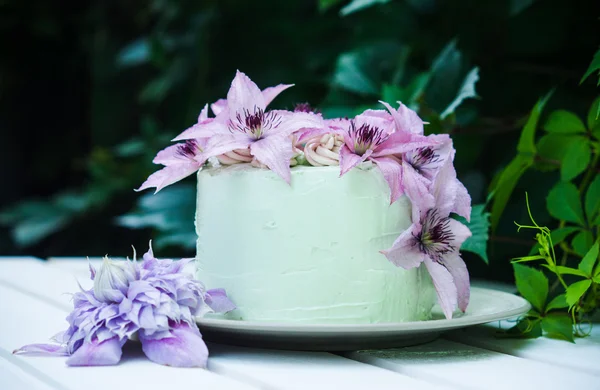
229,107 -> 282,139
348,121 -> 389,156
414,210 -> 455,263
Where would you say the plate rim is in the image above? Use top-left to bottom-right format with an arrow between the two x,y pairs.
196,286 -> 531,334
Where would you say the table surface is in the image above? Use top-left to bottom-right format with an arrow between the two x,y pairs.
1,257 -> 599,390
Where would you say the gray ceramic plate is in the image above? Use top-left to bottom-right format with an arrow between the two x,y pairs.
196,287 -> 530,351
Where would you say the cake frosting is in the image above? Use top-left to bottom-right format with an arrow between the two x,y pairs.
195,164 -> 436,323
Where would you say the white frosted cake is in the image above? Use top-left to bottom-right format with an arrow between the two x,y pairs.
195,164 -> 436,324
138,70 -> 473,325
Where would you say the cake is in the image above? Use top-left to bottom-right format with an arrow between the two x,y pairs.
138,70 -> 473,324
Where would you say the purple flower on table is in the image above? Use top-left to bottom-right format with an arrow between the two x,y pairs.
381,159 -> 472,320
186,71 -> 324,183
337,108 -> 433,204
13,243 -> 235,367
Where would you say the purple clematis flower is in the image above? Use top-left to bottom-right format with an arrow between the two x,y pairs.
381,159 -> 472,319
184,71 -> 324,183
337,108 -> 434,204
13,243 -> 235,367
136,105 -> 212,193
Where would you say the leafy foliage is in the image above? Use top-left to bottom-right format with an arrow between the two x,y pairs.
504,73 -> 600,340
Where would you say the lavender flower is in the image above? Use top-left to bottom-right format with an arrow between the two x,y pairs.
13,244 -> 235,367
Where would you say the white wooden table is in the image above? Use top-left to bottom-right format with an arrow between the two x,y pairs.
1,257 -> 599,390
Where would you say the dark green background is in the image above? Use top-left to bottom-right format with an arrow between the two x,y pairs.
1,0 -> 598,283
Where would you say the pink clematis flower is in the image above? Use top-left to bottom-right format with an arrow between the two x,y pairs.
381,159 -> 472,319
337,109 -> 433,204
136,105 -> 213,193
185,71 -> 324,183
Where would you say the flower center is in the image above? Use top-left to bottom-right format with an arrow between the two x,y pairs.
414,209 -> 455,262
230,107 -> 282,139
406,147 -> 439,171
348,121 -> 389,156
177,140 -> 201,159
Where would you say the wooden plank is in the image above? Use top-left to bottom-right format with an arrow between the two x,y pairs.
207,344 -> 451,390
446,321 -> 600,377
345,338 -> 598,389
4,259 -> 450,390
0,283 -> 259,390
0,355 -> 58,390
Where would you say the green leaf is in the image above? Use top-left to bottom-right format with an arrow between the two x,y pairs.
117,38 -> 150,68
560,137 -> 591,182
117,184 -> 196,250
553,265 -> 587,277
340,0 -> 391,15
333,52 -> 378,95
513,263 -> 548,312
546,182 -> 585,226
572,230 -> 594,257
541,313 -> 574,342
587,96 -> 600,130
490,154 -> 533,231
318,0 -> 345,12
332,43 -> 404,96
424,40 -> 467,115
543,110 -> 587,134
518,91 -> 553,155
504,317 -> 542,338
440,67 -> 479,119
579,242 -> 599,276
536,134 -> 576,171
545,294 -> 568,311
565,279 -> 592,307
580,48 -> 600,85
459,204 -> 489,263
529,226 -> 579,255
585,175 -> 600,224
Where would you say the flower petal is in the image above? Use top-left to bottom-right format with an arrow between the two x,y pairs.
447,218 -> 472,250
139,322 -> 208,368
172,120 -> 228,141
13,343 -> 69,356
227,70 -> 266,121
432,159 -> 458,217
210,99 -> 227,116
401,162 -> 435,213
198,104 -> 210,122
202,134 -> 252,160
442,251 -> 470,312
453,179 -> 472,221
372,156 -> 403,204
380,226 -> 425,269
339,145 -> 370,177
205,288 -> 237,313
271,111 -> 325,137
250,134 -> 295,184
262,84 -> 294,106
372,132 -> 432,157
66,337 -> 123,366
379,100 -> 424,135
136,163 -> 201,193
424,257 -> 457,320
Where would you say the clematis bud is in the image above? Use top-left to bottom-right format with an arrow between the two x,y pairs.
304,133 -> 344,167
93,256 -> 134,302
